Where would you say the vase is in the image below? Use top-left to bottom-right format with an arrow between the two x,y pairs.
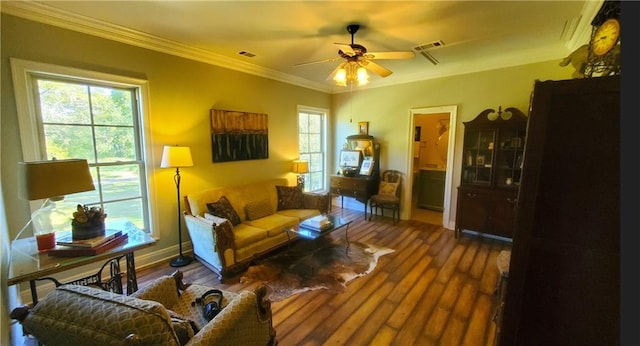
72,222 -> 106,240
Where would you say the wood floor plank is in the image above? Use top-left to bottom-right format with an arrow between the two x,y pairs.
132,206 -> 512,345
461,293 -> 494,346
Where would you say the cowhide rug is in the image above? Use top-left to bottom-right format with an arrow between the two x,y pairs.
240,236 -> 394,302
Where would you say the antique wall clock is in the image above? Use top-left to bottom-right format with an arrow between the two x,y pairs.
584,2 -> 621,77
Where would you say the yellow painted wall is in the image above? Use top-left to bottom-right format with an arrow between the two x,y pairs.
332,61 -> 573,225
0,14 -> 330,249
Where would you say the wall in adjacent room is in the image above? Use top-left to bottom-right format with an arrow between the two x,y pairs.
331,61 -> 573,226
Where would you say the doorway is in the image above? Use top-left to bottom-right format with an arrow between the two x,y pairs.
406,106 -> 457,228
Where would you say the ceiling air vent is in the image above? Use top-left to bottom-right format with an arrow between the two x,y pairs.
413,40 -> 445,65
238,51 -> 256,58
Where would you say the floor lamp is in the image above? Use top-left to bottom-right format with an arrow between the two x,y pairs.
161,145 -> 194,267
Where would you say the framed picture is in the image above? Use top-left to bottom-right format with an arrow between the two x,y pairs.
358,121 -> 369,135
359,158 -> 374,175
339,150 -> 362,168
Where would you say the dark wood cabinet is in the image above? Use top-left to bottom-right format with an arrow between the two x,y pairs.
455,107 -> 527,238
500,76 -> 620,345
330,175 -> 379,215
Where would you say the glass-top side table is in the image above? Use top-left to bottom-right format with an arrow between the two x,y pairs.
8,220 -> 155,304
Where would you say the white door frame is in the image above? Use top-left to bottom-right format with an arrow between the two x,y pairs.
406,105 -> 457,228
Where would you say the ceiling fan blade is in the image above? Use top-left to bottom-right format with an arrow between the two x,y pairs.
364,51 -> 416,60
334,43 -> 355,56
294,56 -> 342,67
360,60 -> 393,78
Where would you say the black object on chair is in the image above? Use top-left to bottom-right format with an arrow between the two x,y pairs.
192,289 -> 224,321
368,170 -> 402,223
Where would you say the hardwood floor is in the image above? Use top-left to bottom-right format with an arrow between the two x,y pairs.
135,207 -> 512,345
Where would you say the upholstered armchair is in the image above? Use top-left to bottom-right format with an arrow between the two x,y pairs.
11,271 -> 276,345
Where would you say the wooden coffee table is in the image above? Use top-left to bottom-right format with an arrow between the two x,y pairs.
286,215 -> 352,252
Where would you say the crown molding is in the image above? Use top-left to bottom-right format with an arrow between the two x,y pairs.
1,1 -> 332,93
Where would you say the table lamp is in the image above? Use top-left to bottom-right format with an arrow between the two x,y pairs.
161,145 -> 194,267
18,159 -> 95,251
291,160 -> 309,189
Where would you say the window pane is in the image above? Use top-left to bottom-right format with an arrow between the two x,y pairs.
91,86 -> 134,126
38,80 -> 91,124
309,133 -> 321,152
101,165 -> 142,201
103,199 -> 144,230
309,115 -> 321,133
43,124 -> 95,160
299,134 -> 309,153
95,126 -> 136,162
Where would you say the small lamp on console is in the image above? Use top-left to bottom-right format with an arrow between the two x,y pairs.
18,159 -> 95,251
161,145 -> 194,267
291,160 -> 309,190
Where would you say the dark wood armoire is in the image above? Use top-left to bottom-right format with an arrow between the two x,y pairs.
500,75 -> 620,345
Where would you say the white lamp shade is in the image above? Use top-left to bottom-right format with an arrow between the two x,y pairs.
161,146 -> 193,168
18,159 -> 95,201
292,160 -> 309,174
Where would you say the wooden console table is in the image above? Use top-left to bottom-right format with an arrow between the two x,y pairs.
8,222 -> 155,304
330,174 -> 379,219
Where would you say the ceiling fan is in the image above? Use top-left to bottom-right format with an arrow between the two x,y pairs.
295,24 -> 415,84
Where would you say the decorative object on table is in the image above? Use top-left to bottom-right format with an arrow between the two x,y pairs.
359,157 -> 374,176
210,109 -> 269,162
71,204 -> 107,240
57,229 -> 122,248
240,237 -> 394,302
17,159 -> 95,251
299,215 -> 333,231
339,149 -> 362,173
161,145 -> 194,267
48,233 -> 128,257
584,0 -> 620,77
357,121 -> 369,135
291,159 -> 309,189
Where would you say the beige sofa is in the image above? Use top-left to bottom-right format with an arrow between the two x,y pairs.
183,178 -> 331,278
11,271 -> 276,345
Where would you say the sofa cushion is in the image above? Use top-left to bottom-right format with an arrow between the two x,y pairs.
245,198 -> 274,220
276,208 -> 321,221
276,185 -> 304,210
207,196 -> 241,226
244,213 -> 299,237
233,223 -> 269,248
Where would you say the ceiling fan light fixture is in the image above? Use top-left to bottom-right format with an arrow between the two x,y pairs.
357,66 -> 369,86
334,67 -> 347,86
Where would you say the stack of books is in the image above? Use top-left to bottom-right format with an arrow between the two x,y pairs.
48,229 -> 128,257
300,215 -> 333,231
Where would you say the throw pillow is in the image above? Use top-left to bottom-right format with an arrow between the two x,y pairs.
276,185 -> 304,210
245,198 -> 273,220
206,196 -> 241,226
379,181 -> 399,196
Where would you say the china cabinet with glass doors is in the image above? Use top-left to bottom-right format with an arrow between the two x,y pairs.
455,107 -> 527,238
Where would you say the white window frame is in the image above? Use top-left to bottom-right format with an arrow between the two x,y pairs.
10,58 -> 159,235
297,106 -> 329,192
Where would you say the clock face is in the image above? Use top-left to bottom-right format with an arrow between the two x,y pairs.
592,18 -> 620,56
